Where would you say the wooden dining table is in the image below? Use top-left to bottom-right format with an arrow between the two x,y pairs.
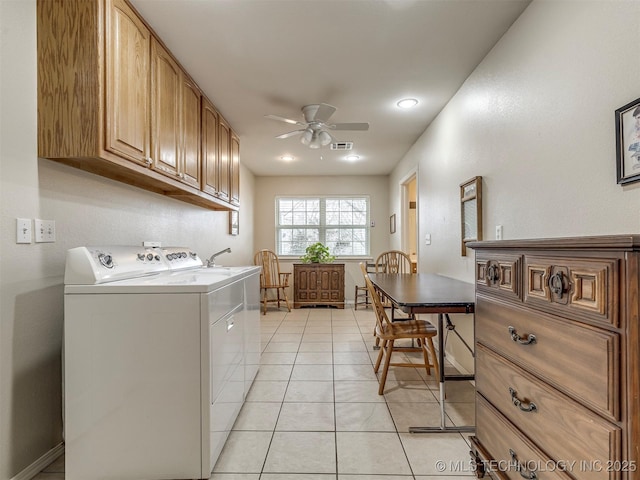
369,272 -> 476,433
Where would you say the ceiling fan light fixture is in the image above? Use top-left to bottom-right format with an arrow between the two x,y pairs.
397,98 -> 419,109
280,155 -> 295,162
345,155 -> 360,162
318,131 -> 332,146
300,128 -> 313,146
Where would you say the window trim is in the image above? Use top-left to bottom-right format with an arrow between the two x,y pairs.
275,195 -> 371,258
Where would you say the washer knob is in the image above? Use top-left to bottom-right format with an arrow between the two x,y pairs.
98,253 -> 114,268
146,253 -> 153,261
154,255 -> 161,261
137,253 -> 145,261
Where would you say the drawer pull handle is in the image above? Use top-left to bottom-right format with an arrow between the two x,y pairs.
487,264 -> 500,283
508,326 -> 537,345
548,271 -> 567,299
509,387 -> 538,412
509,449 -> 538,480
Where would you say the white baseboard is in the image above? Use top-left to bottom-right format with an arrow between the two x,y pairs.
10,443 -> 64,480
443,351 -> 474,381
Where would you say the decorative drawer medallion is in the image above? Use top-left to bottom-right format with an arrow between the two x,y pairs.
476,296 -> 620,420
476,344 -> 621,480
476,254 -> 522,300
524,256 -> 618,327
475,395 -> 574,480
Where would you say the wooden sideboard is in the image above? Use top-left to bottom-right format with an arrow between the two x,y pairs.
293,263 -> 345,309
468,236 -> 639,480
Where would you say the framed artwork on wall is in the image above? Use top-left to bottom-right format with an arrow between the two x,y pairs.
615,97 -> 640,185
229,210 -> 239,236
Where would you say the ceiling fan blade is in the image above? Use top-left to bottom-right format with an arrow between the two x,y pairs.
329,122 -> 370,131
265,114 -> 305,127
275,129 -> 305,139
312,103 -> 337,123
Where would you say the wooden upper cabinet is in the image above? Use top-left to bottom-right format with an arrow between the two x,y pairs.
151,38 -> 181,177
181,76 -> 202,189
105,0 -> 151,165
217,116 -> 231,204
201,98 -> 219,196
230,132 -> 240,206
37,0 -> 237,211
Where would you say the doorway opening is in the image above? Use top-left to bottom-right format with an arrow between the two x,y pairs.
401,171 -> 418,271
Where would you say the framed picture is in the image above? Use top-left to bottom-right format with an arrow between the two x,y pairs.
615,97 -> 640,185
229,210 -> 239,236
460,176 -> 483,256
389,214 -> 396,234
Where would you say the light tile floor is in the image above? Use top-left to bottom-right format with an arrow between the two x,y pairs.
34,307 -> 476,480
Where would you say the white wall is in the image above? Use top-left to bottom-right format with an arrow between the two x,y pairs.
254,175 -> 390,304
391,0 -> 640,373
0,1 -> 255,478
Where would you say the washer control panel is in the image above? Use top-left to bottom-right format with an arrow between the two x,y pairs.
161,247 -> 202,270
64,245 -> 203,285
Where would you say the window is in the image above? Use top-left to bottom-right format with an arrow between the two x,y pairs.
276,196 -> 370,257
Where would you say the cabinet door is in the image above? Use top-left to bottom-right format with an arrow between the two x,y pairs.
230,132 -> 240,206
105,0 -> 151,165
201,98 -> 219,195
181,76 -> 201,188
217,116 -> 231,203
151,38 -> 180,178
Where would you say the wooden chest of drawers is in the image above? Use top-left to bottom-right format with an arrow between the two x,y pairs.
468,236 -> 639,480
293,263 -> 345,309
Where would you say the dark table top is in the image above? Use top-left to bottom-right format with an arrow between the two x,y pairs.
369,273 -> 475,314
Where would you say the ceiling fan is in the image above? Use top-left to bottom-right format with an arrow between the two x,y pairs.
265,103 -> 369,149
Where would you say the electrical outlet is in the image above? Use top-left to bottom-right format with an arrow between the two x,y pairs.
16,218 -> 32,244
496,225 -> 503,240
35,219 -> 56,243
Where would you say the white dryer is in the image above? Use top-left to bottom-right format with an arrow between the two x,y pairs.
63,246 -> 260,480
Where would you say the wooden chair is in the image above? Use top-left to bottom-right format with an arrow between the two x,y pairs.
375,250 -> 413,274
254,249 -> 291,315
354,262 -> 376,310
360,263 -> 439,395
372,250 -> 415,347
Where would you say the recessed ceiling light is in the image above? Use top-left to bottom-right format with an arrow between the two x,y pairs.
397,98 -> 419,109
345,155 -> 360,162
280,155 -> 295,162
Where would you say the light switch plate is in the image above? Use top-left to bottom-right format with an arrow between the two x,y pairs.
16,218 -> 32,244
496,225 -> 503,240
35,219 -> 56,243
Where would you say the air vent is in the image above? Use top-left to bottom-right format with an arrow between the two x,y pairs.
330,142 -> 353,150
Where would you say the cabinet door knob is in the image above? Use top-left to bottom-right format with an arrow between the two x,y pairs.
509,449 -> 538,479
487,264 -> 500,283
508,326 -> 537,345
509,387 -> 537,412
548,271 -> 567,299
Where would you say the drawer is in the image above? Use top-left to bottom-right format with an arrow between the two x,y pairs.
476,253 -> 522,301
524,256 -> 618,327
476,344 -> 621,480
475,395 -> 573,480
476,296 -> 619,420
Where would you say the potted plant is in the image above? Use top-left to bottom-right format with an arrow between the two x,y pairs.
300,242 -> 335,263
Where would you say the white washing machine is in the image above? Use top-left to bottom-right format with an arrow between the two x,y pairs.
63,246 -> 261,480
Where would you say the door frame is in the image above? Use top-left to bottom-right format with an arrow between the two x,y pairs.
399,168 -> 418,267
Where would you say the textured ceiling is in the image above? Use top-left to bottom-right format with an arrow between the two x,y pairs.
131,0 -> 530,176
